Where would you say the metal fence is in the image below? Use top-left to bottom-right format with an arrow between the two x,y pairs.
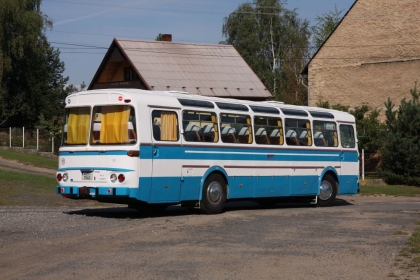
0,127 -> 56,153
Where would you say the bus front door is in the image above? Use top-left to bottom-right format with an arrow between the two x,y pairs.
338,123 -> 359,195
149,109 -> 182,203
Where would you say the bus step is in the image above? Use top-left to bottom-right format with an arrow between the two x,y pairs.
310,196 -> 318,205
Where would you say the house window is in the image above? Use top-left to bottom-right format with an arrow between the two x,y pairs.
124,67 -> 139,81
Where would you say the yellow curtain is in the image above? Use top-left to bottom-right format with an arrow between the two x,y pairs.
333,131 -> 338,147
211,114 -> 218,142
100,106 -> 130,144
161,112 -> 178,141
67,107 -> 90,144
306,122 -> 312,146
246,117 -> 252,143
277,119 -> 284,145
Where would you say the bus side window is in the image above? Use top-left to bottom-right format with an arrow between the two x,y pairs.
286,130 -> 298,145
93,123 -> 101,143
220,113 -> 252,144
152,110 -> 178,141
313,121 -> 337,147
182,110 -> 218,143
285,118 -> 311,146
339,124 -> 356,148
314,131 -> 326,146
221,126 -> 236,143
255,127 -> 269,144
254,116 -> 284,145
128,122 -> 137,143
153,124 -> 161,141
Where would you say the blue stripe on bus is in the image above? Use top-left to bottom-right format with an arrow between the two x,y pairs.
141,145 -> 358,162
57,167 -> 134,172
57,174 -> 358,202
59,146 -> 358,162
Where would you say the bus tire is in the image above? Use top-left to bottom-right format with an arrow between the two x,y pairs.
200,174 -> 226,214
317,174 -> 337,207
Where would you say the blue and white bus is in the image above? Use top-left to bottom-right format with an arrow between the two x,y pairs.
56,89 -> 359,214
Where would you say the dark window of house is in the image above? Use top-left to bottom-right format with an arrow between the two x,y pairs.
124,67 -> 138,81
124,67 -> 131,81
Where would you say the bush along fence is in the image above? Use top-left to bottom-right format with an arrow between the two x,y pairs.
0,127 -> 58,154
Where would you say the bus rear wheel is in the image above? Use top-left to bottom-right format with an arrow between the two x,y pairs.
200,174 -> 226,214
317,174 -> 337,207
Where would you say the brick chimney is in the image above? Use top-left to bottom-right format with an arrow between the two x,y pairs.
162,34 -> 172,42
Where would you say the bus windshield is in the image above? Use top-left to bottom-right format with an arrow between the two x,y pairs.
62,105 -> 137,146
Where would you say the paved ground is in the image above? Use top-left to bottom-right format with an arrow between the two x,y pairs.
1,196 -> 420,280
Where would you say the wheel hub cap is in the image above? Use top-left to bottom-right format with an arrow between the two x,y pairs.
319,181 -> 332,200
208,182 -> 221,204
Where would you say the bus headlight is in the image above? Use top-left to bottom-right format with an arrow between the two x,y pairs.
62,173 -> 68,182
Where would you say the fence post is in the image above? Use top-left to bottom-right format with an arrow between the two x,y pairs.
362,149 -> 365,180
37,129 -> 39,150
23,127 -> 25,148
9,127 -> 11,147
52,136 -> 54,154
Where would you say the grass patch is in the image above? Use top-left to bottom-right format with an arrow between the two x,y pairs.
359,184 -> 420,197
0,169 -> 64,206
397,224 -> 420,274
0,169 -> 102,207
395,230 -> 409,235
0,149 -> 57,169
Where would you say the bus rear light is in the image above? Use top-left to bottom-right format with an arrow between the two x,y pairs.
60,188 -> 65,193
110,173 -> 117,183
124,99 -> 131,103
118,174 -> 125,183
107,188 -> 112,194
127,150 -> 139,157
57,173 -> 62,182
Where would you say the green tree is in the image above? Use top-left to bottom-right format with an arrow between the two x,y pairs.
311,6 -> 343,52
380,86 -> 420,186
350,105 -> 384,153
221,0 -> 311,104
0,0 -> 68,127
155,33 -> 163,41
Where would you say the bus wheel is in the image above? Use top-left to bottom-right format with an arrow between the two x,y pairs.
200,174 -> 226,214
317,174 -> 337,207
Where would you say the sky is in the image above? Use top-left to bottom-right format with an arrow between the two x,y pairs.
41,0 -> 356,87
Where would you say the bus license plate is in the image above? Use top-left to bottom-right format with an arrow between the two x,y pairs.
82,172 -> 93,180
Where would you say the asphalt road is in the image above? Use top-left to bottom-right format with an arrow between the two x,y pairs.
1,196 -> 420,280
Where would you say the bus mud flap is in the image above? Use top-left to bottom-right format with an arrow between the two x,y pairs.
79,186 -> 89,196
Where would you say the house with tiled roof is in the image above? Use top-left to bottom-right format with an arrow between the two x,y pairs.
88,35 -> 272,101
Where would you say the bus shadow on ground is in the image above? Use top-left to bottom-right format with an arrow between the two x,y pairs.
64,198 -> 352,219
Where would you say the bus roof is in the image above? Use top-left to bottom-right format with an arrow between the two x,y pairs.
66,88 -> 355,123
